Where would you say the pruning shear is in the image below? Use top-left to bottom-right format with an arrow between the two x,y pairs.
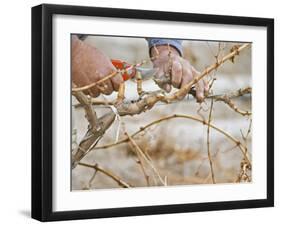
111,59 -> 157,81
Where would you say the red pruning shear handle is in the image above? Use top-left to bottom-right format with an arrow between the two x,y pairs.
111,59 -> 157,81
111,59 -> 136,81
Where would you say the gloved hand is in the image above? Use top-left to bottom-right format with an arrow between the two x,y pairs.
71,35 -> 123,97
151,45 -> 208,102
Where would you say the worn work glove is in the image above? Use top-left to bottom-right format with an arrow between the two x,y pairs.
72,35 -> 123,97
151,45 -> 208,102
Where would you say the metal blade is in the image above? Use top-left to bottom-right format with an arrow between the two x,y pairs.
136,67 -> 157,80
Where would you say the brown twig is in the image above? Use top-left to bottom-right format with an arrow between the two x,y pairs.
214,95 -> 251,116
87,169 -> 98,189
116,82 -> 125,104
111,85 -> 250,119
207,87 -> 252,116
78,162 -> 132,188
126,126 -> 150,186
94,114 -> 251,167
136,71 -> 143,96
72,84 -> 98,131
74,99 -> 115,108
206,99 -> 216,184
129,140 -> 151,186
135,158 -> 150,186
126,132 -> 166,186
72,90 -> 116,168
236,159 -> 251,183
236,119 -> 252,182
194,149 -> 220,177
72,71 -> 118,92
210,87 -> 251,100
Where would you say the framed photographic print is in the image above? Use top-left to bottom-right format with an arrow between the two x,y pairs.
32,4 -> 274,221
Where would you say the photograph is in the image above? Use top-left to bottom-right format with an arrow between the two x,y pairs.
71,34 -> 252,190
31,3 -> 274,221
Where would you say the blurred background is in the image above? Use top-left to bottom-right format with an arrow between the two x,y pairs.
72,36 -> 252,190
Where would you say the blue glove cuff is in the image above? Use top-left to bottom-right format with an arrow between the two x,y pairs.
147,38 -> 183,56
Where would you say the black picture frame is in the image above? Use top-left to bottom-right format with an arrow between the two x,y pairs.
32,3 -> 274,222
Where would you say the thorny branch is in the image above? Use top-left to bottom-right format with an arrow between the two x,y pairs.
207,99 -> 216,184
126,132 -> 166,186
72,89 -> 116,168
236,119 -> 252,182
78,162 -> 132,188
72,84 -> 98,130
127,132 -> 150,186
74,86 -> 251,110
86,169 -> 98,189
213,87 -> 252,116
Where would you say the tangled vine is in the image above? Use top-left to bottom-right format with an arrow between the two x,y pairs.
71,42 -> 252,188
